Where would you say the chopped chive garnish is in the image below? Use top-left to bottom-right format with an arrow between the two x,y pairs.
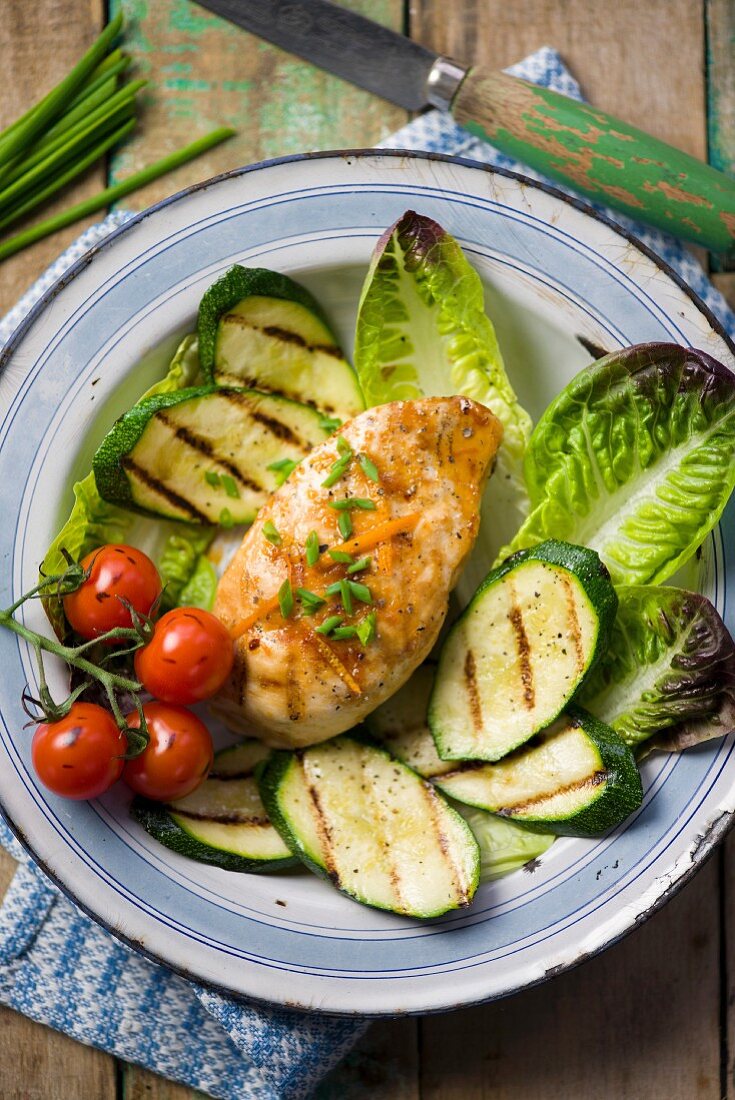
221,474 -> 240,499
328,497 -> 376,512
318,414 -> 342,433
356,611 -> 377,646
328,549 -> 354,563
321,454 -> 351,488
267,457 -> 299,487
338,511 -> 353,541
316,615 -> 342,636
347,555 -> 371,575
0,126 -> 236,264
337,436 -> 352,457
347,580 -> 372,604
325,579 -> 353,614
219,508 -> 234,528
358,454 -> 379,482
263,520 -> 282,546
278,578 -> 294,618
332,625 -> 358,640
205,470 -> 221,488
297,588 -> 326,615
305,530 -> 320,567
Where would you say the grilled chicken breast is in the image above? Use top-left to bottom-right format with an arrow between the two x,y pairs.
213,396 -> 503,748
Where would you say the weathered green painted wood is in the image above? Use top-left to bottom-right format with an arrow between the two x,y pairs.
707,0 -> 735,272
453,67 -> 735,251
107,0 -> 407,211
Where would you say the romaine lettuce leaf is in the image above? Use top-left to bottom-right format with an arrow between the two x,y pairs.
454,803 -> 555,881
354,210 -> 533,597
177,553 -> 218,610
580,585 -> 735,750
41,335 -> 214,636
504,343 -> 735,585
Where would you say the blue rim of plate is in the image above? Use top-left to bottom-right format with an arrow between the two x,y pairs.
0,149 -> 734,1016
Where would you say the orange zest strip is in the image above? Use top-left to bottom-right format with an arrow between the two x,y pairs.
229,594 -> 281,641
340,513 -> 420,558
306,626 -> 362,696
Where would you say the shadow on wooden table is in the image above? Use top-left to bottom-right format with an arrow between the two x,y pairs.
319,845 -> 723,1099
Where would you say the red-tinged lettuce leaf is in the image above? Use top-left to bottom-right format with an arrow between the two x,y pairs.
354,210 -> 532,598
580,585 -> 735,752
504,343 -> 735,585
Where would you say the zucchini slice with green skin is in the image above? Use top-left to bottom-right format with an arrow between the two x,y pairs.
198,265 -> 364,420
430,540 -> 618,762
366,664 -> 455,779
435,708 -> 642,837
131,739 -> 297,872
258,734 -> 480,918
93,385 -> 328,525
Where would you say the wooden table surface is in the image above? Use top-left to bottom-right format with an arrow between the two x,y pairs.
1,2 -> 734,1097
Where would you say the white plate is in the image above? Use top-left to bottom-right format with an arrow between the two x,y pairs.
0,151 -> 733,1015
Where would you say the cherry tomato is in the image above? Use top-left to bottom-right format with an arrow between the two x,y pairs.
134,607 -> 234,705
123,702 -> 213,802
63,544 -> 162,640
32,702 -> 125,800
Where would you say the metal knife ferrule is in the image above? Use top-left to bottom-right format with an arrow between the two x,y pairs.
426,57 -> 468,112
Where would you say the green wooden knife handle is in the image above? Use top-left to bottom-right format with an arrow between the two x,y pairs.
451,67 -> 735,252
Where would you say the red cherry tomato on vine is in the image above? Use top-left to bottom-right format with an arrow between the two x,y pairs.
123,702 -> 213,802
32,702 -> 125,800
134,607 -> 234,705
63,544 -> 161,640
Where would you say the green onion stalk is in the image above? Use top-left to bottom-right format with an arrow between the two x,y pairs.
0,13 -> 236,262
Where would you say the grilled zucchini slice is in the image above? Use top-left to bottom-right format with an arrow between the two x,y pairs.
366,664 -> 454,779
258,734 -> 480,918
93,385 -> 328,525
131,739 -> 297,872
430,540 -> 618,762
198,265 -> 364,421
435,708 -> 643,836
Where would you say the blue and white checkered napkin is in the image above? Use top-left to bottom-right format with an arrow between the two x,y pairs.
1,48 -> 734,1100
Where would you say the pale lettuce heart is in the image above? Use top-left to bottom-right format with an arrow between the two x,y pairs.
354,209 -> 533,602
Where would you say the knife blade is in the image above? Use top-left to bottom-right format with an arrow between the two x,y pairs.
195,0 -> 735,252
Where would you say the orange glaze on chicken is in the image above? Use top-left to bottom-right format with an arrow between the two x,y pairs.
212,396 -> 503,748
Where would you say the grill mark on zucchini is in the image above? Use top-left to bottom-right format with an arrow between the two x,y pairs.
421,782 -> 469,907
463,650 -> 484,732
222,313 -> 343,358
218,391 -> 309,449
507,586 -> 535,709
213,372 -> 336,416
121,456 -> 211,523
301,756 -> 340,884
497,768 -> 608,817
155,411 -> 264,493
362,753 -> 406,909
560,572 -> 586,674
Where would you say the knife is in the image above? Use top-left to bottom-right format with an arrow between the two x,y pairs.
193,0 -> 734,253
